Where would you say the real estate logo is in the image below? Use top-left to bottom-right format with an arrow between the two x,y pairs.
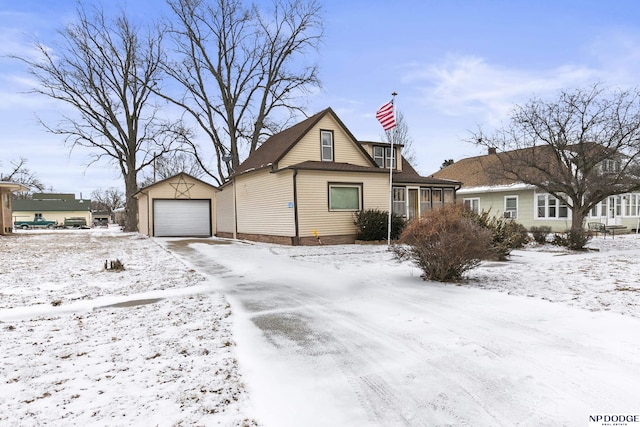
589,414 -> 640,427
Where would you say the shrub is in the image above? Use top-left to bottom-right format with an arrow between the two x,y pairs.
394,204 -> 492,282
463,209 -> 530,260
552,229 -> 591,250
530,226 -> 552,244
354,209 -> 405,241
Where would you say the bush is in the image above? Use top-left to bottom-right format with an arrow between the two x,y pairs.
552,229 -> 591,250
463,209 -> 530,261
394,204 -> 492,282
354,209 -> 405,241
530,226 -> 552,244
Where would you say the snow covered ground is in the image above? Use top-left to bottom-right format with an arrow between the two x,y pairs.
0,229 -> 256,426
2,228 -> 640,426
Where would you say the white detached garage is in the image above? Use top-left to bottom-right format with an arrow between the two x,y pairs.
134,173 -> 219,237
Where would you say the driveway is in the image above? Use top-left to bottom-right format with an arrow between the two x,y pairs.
164,239 -> 640,427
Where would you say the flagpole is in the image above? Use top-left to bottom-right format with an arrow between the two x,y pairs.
387,91 -> 397,247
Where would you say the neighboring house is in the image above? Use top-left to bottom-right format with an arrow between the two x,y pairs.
134,172 -> 218,237
215,107 -> 460,245
0,181 -> 29,235
91,211 -> 111,226
12,193 -> 92,228
432,147 -> 640,232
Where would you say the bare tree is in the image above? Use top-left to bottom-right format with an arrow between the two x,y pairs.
0,158 -> 46,195
140,152 -> 206,187
384,110 -> 416,165
160,0 -> 323,184
91,187 -> 125,219
13,4 -> 187,231
473,84 -> 640,248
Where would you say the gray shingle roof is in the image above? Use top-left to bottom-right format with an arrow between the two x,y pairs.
13,198 -> 91,212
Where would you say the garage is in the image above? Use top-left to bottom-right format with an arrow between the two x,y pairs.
153,199 -> 212,237
134,173 -> 219,237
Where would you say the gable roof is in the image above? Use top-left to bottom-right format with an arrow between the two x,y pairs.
134,172 -> 219,196
233,108 -> 376,176
230,107 -> 460,188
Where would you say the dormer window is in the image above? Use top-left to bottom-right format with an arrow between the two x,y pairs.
385,147 -> 396,169
321,130 -> 334,161
373,145 -> 396,169
601,159 -> 620,173
373,146 -> 384,167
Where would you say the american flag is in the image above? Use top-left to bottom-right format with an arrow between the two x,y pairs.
376,101 -> 396,131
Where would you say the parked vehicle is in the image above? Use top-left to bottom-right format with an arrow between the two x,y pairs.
92,218 -> 109,228
63,217 -> 88,228
14,216 -> 57,229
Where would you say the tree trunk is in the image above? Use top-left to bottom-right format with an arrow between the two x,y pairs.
570,206 -> 587,235
123,172 -> 139,232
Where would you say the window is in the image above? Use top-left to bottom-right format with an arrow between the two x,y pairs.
392,187 -> 406,217
35,213 -> 43,220
537,195 -> 546,218
329,184 -> 361,211
548,197 -> 557,218
372,145 -> 396,169
3,194 -> 9,208
373,146 -> 384,167
321,130 -> 334,161
504,196 -> 518,219
443,188 -> 454,204
601,159 -> 621,174
624,194 -> 640,217
535,194 -> 568,219
420,189 -> 431,213
385,147 -> 396,169
432,189 -> 442,206
590,200 -> 607,217
559,200 -> 568,218
464,198 -> 480,214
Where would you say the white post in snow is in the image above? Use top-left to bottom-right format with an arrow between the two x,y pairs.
387,92 -> 397,247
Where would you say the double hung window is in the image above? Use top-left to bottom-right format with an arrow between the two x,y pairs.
321,131 -> 334,162
504,196 -> 518,219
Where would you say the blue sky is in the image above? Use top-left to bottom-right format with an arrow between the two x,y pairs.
2,0 -> 640,197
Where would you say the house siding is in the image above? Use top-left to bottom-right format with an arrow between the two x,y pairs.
138,193 -> 150,235
279,116 -> 371,168
12,210 -> 91,227
235,169 -> 295,236
215,184 -> 235,236
1,191 -> 13,234
296,170 -> 388,238
461,189 -> 573,232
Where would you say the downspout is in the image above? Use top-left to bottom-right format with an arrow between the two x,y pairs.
233,177 -> 238,239
293,168 -> 300,246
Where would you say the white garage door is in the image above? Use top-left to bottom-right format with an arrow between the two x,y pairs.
153,199 -> 211,237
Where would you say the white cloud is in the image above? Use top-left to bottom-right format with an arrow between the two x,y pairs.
402,54 -> 600,127
586,29 -> 640,87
